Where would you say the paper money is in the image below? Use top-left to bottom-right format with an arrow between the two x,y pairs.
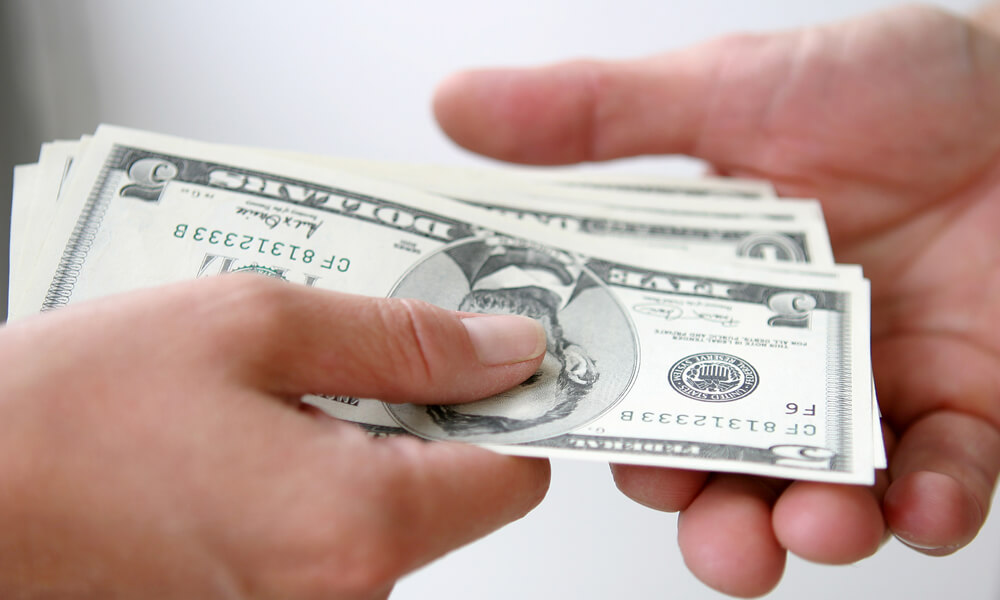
531,170 -> 777,199
289,158 -> 832,264
8,125 -> 880,482
9,163 -> 36,310
8,140 -> 84,317
307,157 -> 778,200
310,156 -> 817,222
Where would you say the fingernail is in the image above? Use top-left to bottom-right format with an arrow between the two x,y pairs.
894,535 -> 938,550
894,534 -> 956,554
461,315 -> 546,366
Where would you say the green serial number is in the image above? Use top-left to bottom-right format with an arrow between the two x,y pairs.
621,411 -> 778,432
173,224 -> 350,271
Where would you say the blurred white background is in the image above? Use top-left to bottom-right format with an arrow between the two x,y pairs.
1,1 -> 996,598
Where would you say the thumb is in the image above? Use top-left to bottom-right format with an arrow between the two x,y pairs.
205,276 -> 547,404
432,33 -> 793,167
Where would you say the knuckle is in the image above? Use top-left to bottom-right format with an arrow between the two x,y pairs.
370,298 -> 443,393
189,275 -> 298,357
263,533 -> 404,600
333,546 -> 407,598
250,459 -> 419,598
303,506 -> 415,596
293,553 -> 399,599
706,31 -> 769,60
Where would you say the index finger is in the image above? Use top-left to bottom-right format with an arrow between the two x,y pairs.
280,421 -> 551,597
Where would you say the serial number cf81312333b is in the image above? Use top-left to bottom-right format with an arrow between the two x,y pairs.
172,223 -> 350,271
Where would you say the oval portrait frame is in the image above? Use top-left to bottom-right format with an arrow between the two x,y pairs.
383,235 -> 639,444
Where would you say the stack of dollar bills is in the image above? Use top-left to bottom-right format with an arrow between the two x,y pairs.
8,125 -> 883,484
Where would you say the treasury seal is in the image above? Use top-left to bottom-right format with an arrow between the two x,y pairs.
669,353 -> 759,402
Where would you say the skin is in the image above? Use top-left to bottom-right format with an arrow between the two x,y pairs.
0,275 -> 550,599
433,4 -> 1000,597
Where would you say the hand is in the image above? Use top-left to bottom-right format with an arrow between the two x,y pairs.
433,5 -> 1000,597
0,275 -> 550,599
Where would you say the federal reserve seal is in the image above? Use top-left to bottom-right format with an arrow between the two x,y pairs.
669,353 -> 759,402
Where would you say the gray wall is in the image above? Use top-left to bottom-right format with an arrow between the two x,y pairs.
1,1 -> 101,321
